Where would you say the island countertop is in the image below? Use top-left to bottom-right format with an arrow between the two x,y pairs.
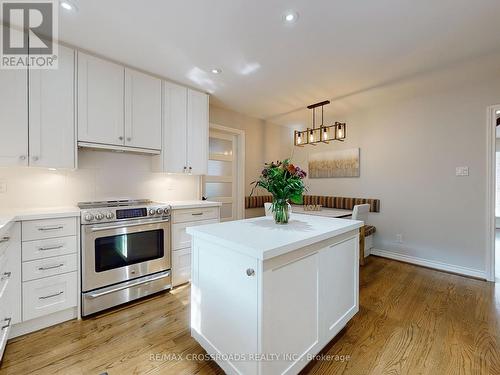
186,213 -> 363,260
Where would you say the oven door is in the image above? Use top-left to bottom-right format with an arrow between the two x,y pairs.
82,217 -> 171,292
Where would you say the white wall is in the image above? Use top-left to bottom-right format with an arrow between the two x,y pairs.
289,52 -> 500,276
0,149 -> 200,209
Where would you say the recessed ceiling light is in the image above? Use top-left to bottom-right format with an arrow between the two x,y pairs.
283,11 -> 299,23
211,68 -> 222,74
60,0 -> 77,12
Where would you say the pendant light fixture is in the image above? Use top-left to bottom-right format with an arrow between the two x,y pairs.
294,100 -> 346,146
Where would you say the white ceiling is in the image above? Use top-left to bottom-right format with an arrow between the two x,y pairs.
59,0 -> 500,125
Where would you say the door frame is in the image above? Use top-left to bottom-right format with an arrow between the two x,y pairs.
208,123 -> 245,220
486,104 -> 500,282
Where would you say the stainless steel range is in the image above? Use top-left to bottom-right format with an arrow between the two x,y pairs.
78,199 -> 171,316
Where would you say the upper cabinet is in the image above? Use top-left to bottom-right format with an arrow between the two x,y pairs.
77,52 -> 124,147
0,34 -> 75,169
77,53 -> 162,152
0,36 -> 28,166
154,82 -> 208,174
29,45 -> 76,169
187,89 -> 209,175
124,68 -> 162,150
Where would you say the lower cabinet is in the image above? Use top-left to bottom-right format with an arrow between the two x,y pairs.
171,206 -> 220,287
23,272 -> 78,321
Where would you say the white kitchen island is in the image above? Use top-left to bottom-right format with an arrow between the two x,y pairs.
187,214 -> 363,375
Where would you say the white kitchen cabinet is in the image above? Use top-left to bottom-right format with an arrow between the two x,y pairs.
189,216 -> 360,375
124,68 -> 162,150
77,52 -> 124,146
160,81 -> 187,173
29,45 -> 75,169
187,89 -> 209,175
154,83 -> 208,174
0,66 -> 28,166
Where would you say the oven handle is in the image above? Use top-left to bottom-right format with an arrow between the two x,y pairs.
85,271 -> 171,298
89,219 -> 169,232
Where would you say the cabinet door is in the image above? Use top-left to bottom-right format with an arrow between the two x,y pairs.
187,89 -> 208,175
163,81 -> 187,173
0,66 -> 28,166
78,52 -> 124,146
4,223 -> 22,325
124,69 -> 162,150
319,237 -> 359,341
192,239 -> 258,374
29,45 -> 75,169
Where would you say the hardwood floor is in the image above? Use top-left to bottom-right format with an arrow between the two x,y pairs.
1,256 -> 499,375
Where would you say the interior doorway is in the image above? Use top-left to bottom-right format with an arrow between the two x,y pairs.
487,105 -> 500,282
202,124 -> 245,222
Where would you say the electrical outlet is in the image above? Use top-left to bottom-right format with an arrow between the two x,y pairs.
396,234 -> 403,243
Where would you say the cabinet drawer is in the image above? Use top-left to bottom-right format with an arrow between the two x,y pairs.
22,236 -> 77,261
23,272 -> 77,321
22,254 -> 77,282
22,217 -> 76,241
172,219 -> 218,250
0,222 -> 15,258
172,248 -> 191,287
172,207 -> 219,224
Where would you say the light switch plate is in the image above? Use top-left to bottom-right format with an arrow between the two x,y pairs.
456,166 -> 469,176
0,182 -> 6,193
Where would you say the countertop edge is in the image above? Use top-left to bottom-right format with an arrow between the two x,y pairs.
187,220 -> 363,261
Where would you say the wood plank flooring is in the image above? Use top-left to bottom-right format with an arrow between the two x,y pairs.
1,256 -> 499,375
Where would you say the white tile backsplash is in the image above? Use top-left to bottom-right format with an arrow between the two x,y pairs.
0,149 -> 200,209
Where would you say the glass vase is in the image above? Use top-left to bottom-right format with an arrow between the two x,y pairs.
272,199 -> 291,224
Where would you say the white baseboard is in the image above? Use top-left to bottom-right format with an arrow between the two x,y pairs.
370,248 -> 486,280
9,307 -> 77,339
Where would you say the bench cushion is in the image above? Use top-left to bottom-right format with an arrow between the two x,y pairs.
303,195 -> 380,213
245,195 -> 273,209
364,225 -> 376,237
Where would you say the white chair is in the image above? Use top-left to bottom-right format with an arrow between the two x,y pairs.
264,202 -> 273,217
352,204 -> 376,263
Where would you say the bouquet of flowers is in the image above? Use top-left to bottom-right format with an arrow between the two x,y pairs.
251,159 -> 307,224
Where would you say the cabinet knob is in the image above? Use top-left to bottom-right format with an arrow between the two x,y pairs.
246,268 -> 255,277
118,136 -> 124,141
183,166 -> 187,172
19,155 -> 26,160
32,156 -> 39,161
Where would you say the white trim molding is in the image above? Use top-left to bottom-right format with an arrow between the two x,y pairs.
371,249 -> 486,280
486,105 -> 500,282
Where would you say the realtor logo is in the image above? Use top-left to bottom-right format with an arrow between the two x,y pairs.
1,0 -> 58,69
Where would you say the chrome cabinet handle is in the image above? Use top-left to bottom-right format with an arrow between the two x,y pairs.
246,268 -> 255,277
38,263 -> 64,271
39,291 -> 64,300
191,213 -> 203,216
1,317 -> 11,330
38,245 -> 64,251
1,272 -> 11,281
38,226 -> 63,231
0,236 -> 10,244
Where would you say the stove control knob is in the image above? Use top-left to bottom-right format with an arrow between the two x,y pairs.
156,208 -> 163,215
84,214 -> 94,221
163,208 -> 169,214
95,213 -> 104,220
149,209 -> 155,216
106,212 -> 114,219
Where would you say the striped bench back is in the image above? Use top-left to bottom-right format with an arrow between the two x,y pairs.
245,195 -> 273,209
303,195 -> 380,212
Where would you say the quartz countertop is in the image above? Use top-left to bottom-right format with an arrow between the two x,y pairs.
0,206 -> 80,233
162,200 -> 222,209
186,213 -> 363,260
